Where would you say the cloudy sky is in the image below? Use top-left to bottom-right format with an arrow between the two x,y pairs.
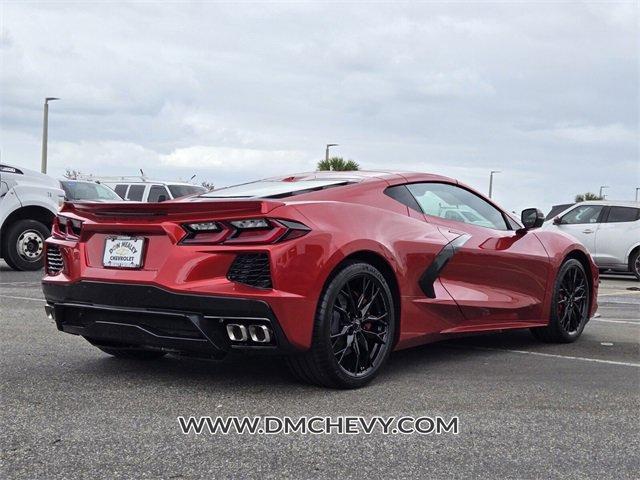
1,1 -> 638,213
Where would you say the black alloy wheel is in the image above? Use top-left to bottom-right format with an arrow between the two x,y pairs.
531,258 -> 590,343
330,273 -> 391,377
286,261 -> 396,389
556,263 -> 589,334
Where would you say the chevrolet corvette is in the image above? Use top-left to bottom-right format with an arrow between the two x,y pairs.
42,171 -> 598,388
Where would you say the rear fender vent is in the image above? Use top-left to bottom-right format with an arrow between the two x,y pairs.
227,253 -> 272,289
46,245 -> 64,275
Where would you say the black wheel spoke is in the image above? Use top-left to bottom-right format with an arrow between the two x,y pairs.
556,265 -> 589,334
362,329 -> 387,345
364,313 -> 388,324
333,303 -> 349,317
331,325 -> 350,340
360,286 -> 380,318
329,272 -> 391,377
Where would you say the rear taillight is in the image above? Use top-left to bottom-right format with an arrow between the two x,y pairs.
180,218 -> 310,245
53,215 -> 83,239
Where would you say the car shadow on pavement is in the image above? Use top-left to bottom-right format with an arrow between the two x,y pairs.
65,329 -> 543,392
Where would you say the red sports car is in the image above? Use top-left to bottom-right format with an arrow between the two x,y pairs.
42,171 -> 598,388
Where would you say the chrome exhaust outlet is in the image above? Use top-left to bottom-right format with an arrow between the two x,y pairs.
226,324 -> 248,342
248,325 -> 272,343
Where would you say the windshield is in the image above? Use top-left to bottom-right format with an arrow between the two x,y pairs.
201,179 -> 350,199
61,181 -> 122,201
168,185 -> 207,198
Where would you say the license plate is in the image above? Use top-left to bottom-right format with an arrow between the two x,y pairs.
103,236 -> 145,269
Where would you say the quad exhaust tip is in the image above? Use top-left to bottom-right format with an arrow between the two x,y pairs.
226,323 -> 272,344
248,324 -> 271,343
226,324 -> 248,342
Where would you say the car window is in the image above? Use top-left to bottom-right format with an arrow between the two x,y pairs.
61,181 -> 121,201
114,184 -> 128,198
147,185 -> 169,202
406,182 -> 509,230
168,184 -> 207,198
560,205 -> 604,225
383,185 -> 422,212
126,185 -> 145,201
605,206 -> 640,223
444,210 -> 465,222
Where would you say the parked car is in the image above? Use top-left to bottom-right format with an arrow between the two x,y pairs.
60,180 -> 123,202
100,179 -> 207,202
42,171 -> 599,388
0,163 -> 65,270
543,200 -> 640,280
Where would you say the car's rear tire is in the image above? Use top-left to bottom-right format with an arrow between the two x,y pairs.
2,219 -> 50,271
630,249 -> 640,281
93,344 -> 167,360
286,261 -> 395,389
530,258 -> 590,343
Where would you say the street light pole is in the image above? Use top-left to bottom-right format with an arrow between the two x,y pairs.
599,185 -> 609,199
635,187 -> 639,202
488,170 -> 500,199
41,97 -> 60,174
325,143 -> 338,163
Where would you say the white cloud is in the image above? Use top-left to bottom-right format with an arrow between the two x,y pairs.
159,146 -> 311,175
550,124 -> 638,144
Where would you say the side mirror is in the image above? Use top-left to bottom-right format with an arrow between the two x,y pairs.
552,216 -> 562,225
520,208 -> 545,230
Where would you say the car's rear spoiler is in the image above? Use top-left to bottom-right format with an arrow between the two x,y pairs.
62,198 -> 285,220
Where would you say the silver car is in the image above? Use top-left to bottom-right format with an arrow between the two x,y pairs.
544,201 -> 640,280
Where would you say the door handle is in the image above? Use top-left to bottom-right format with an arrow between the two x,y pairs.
582,229 -> 594,234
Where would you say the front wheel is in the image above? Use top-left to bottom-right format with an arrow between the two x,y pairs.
630,250 -> 640,281
531,258 -> 590,343
2,219 -> 50,271
286,261 -> 395,389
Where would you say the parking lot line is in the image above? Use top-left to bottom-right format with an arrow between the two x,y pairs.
592,318 -> 640,325
457,345 -> 640,368
0,294 -> 45,302
598,291 -> 640,296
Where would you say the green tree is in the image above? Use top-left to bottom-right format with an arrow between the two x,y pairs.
575,192 -> 603,202
317,157 -> 359,171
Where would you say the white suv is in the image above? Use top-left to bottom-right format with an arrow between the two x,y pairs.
544,200 -> 640,280
102,180 -> 207,202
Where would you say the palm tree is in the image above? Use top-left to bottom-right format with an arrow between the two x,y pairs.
575,192 -> 603,202
317,157 -> 359,171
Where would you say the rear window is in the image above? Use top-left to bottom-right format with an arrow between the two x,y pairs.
201,180 -> 351,199
114,184 -> 128,197
127,185 -> 145,201
606,206 -> 640,223
147,185 -> 169,202
168,185 -> 207,198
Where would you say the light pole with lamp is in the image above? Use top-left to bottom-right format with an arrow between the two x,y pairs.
325,144 -> 338,164
599,185 -> 609,199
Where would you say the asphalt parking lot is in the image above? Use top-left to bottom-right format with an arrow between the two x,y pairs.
1,262 -> 638,479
